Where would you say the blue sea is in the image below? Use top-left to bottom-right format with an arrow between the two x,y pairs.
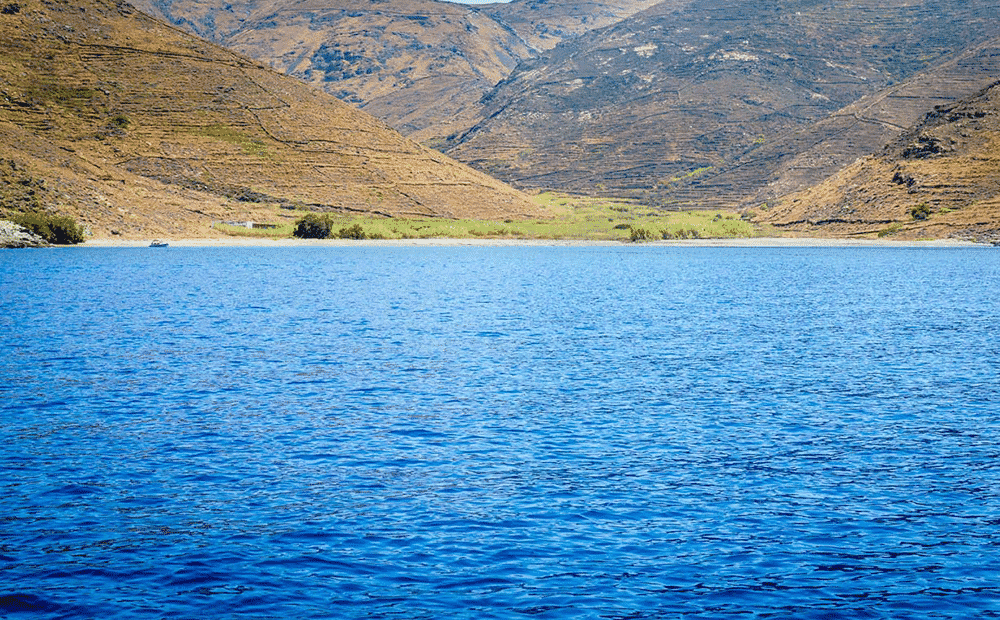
2,245 -> 999,619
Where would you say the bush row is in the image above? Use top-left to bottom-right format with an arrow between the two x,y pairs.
10,211 -> 85,244
629,225 -> 704,242
293,214 -> 384,240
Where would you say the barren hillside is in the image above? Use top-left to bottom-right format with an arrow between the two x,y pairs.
716,35 -> 1000,210
129,0 -> 659,144
0,0 -> 542,239
482,0 -> 663,52
444,0 -> 1000,204
758,81 -> 1000,243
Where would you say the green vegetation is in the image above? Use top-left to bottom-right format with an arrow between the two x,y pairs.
659,166 -> 715,187
191,124 -> 271,159
520,193 -> 758,240
11,211 -> 85,244
109,113 -> 131,129
910,203 -> 931,220
96,113 -> 133,140
288,215 -> 389,240
246,193 -> 763,242
292,213 -> 334,239
212,221 -> 295,238
23,83 -> 97,110
877,222 -> 905,237
629,226 -> 656,242
337,223 -> 380,240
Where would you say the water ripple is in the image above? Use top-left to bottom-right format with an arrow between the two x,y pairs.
2,247 -> 999,618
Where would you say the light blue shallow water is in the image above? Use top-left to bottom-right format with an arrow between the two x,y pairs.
2,246 -> 999,619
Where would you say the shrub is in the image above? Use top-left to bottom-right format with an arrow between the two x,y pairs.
11,211 -> 85,244
665,228 -> 701,239
629,226 -> 654,242
293,213 -> 334,238
910,203 -> 931,220
336,223 -> 366,240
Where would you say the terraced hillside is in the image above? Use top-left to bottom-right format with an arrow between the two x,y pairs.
0,0 -> 541,239
444,0 -> 1000,205
130,0 -> 660,143
758,81 -> 1000,243
715,35 -> 1000,209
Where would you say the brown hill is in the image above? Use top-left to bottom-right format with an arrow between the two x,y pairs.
0,0 -> 541,239
757,81 -> 1000,243
443,0 -> 1000,204
481,0 -> 662,53
133,0 -> 532,143
708,36 -> 1000,210
129,0 -> 659,143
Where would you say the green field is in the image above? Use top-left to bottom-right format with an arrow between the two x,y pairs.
214,193 -> 763,241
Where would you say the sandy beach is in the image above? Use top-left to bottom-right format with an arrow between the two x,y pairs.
79,236 -> 986,248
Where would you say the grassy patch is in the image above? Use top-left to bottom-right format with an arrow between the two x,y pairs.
661,166 -> 715,186
523,193 -> 759,240
272,193 -> 762,241
191,124 -> 272,159
213,221 -> 294,238
23,83 -> 97,109
877,223 -> 905,238
291,215 -> 512,240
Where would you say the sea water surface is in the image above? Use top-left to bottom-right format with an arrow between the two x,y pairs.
2,246 -> 999,619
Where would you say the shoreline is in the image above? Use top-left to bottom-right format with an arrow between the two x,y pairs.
77,236 -> 987,248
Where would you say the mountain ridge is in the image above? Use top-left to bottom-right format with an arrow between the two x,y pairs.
443,0 -> 1000,205
129,0 -> 661,143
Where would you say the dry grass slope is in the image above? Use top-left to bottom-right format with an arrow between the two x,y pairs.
0,0 -> 542,239
758,81 -> 1000,243
130,0 -> 661,144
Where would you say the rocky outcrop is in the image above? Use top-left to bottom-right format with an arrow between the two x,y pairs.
758,81 -> 1000,241
0,220 -> 48,248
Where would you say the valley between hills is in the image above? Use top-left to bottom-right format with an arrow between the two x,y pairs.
2,0 -> 1000,244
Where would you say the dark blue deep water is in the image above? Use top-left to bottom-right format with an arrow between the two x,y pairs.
2,246 -> 1000,619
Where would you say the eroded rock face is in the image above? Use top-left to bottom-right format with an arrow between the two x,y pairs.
0,221 -> 48,248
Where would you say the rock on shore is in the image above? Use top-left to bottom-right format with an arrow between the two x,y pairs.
0,221 -> 49,248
